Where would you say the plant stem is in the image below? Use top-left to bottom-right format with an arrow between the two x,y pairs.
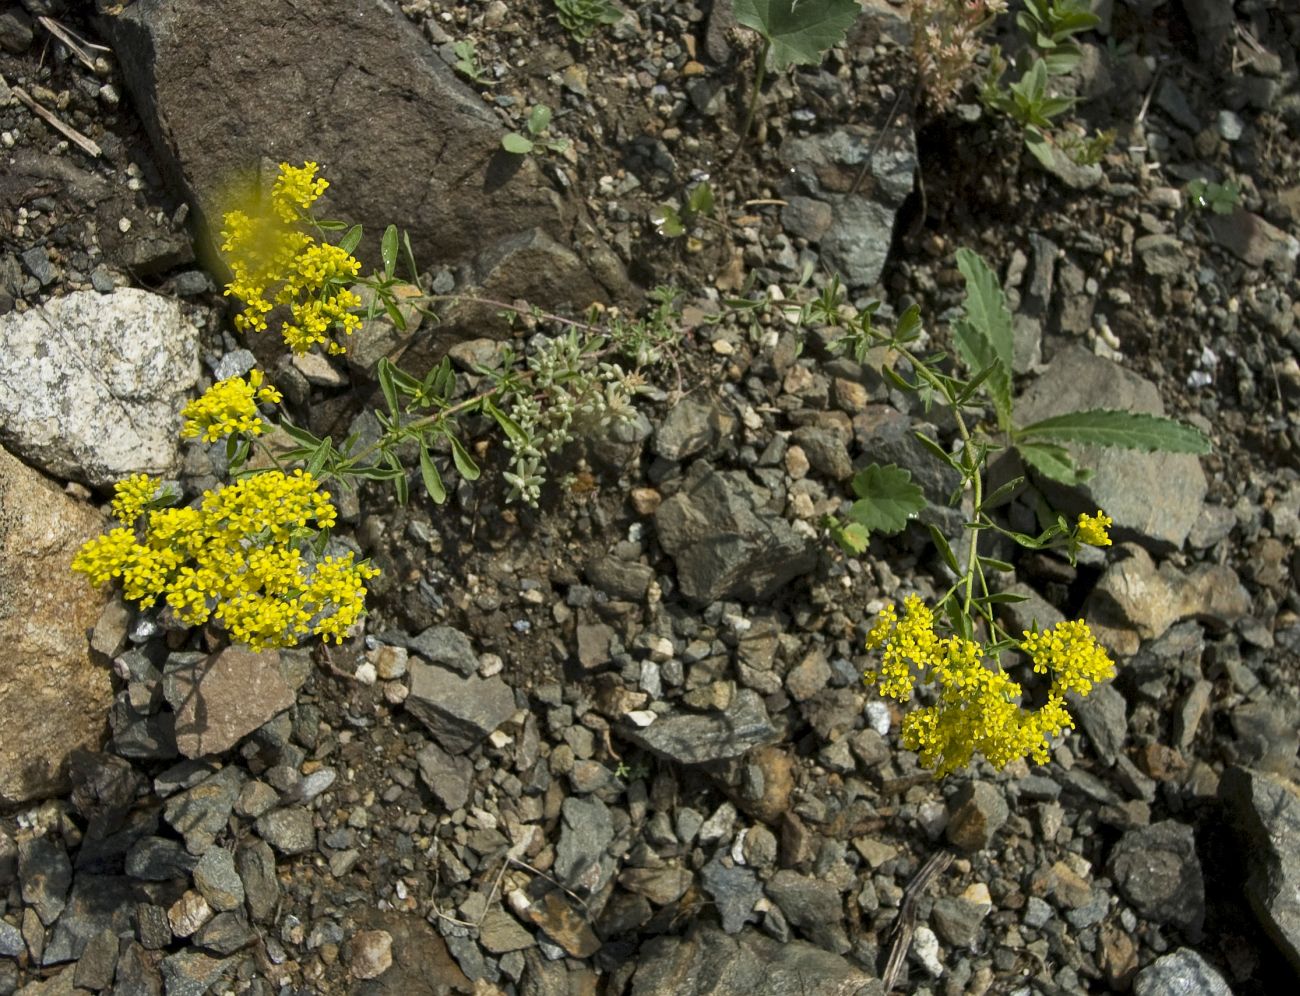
731,38 -> 769,161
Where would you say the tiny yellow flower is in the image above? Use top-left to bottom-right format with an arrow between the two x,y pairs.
270,161 -> 329,221
180,370 -> 279,443
1076,510 -> 1113,547
111,473 -> 163,525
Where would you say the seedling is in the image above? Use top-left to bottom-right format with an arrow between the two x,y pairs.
650,179 -> 717,238
501,105 -> 569,156
452,40 -> 495,86
1186,178 -> 1241,215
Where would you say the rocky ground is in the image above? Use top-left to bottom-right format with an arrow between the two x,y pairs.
1,0 -> 1299,994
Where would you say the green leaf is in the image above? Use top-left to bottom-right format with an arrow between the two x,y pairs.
732,0 -> 861,71
383,296 -> 407,332
686,181 -> 715,217
1023,126 -> 1058,170
1017,409 -> 1212,454
894,304 -> 922,343
914,432 -> 963,474
449,435 -> 480,481
381,224 -> 399,278
377,358 -> 400,415
829,517 -> 870,555
338,225 -> 363,256
845,463 -> 926,535
527,104 -> 552,135
1016,441 -> 1091,485
419,444 -> 446,504
485,399 -> 527,447
953,248 -> 1014,426
984,591 -> 1030,604
306,441 -> 332,478
501,133 -> 533,155
387,452 -> 409,505
983,476 -> 1025,508
979,556 -> 1015,573
927,523 -> 961,574
650,204 -> 684,237
280,421 -> 324,449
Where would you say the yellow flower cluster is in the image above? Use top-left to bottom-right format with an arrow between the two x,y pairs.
180,369 -> 282,443
1076,510 -> 1113,547
72,470 -> 379,651
865,595 -> 1115,777
220,162 -> 362,355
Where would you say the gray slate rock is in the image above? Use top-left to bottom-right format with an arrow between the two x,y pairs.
1071,682 -> 1127,765
1220,767 -> 1300,974
946,782 -> 1009,852
98,0 -> 578,305
632,924 -> 881,996
778,122 -> 917,288
125,836 -> 198,880
655,462 -> 817,604
765,870 -> 850,954
700,856 -> 762,934
405,662 -> 516,754
255,807 -> 315,856
654,397 -> 723,461
0,289 -> 199,486
555,796 -> 615,896
1133,948 -> 1234,996
416,741 -> 474,811
192,848 -> 244,911
41,874 -> 137,965
235,840 -> 279,923
18,836 -> 72,926
0,917 -> 24,957
1015,346 -> 1206,550
163,765 -> 245,856
622,689 -> 778,765
159,949 -> 235,996
1109,820 -> 1205,939
407,625 -> 479,677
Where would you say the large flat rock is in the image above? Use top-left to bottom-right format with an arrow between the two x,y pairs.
0,446 -> 113,804
1015,346 -> 1206,551
95,0 -> 581,293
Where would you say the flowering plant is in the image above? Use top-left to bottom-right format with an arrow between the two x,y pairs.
74,163 -> 680,650
789,248 -> 1209,775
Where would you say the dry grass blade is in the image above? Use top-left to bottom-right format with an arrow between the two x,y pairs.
12,86 -> 102,157
881,848 -> 954,992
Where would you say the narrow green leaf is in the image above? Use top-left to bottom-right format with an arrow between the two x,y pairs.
338,225 -> 363,256
306,441 -> 332,478
881,363 -> 915,393
315,219 -> 348,231
352,463 -> 406,482
984,591 -> 1030,604
914,432 -> 963,474
485,399 -> 527,446
845,463 -> 926,534
927,524 -> 961,574
383,297 -> 407,332
389,364 -> 423,395
280,421 -> 324,449
983,476 -> 1025,508
1017,409 -> 1211,453
953,247 -> 1013,426
381,224 -> 399,278
687,181 -> 715,217
387,452 -> 409,505
894,303 -> 922,342
377,357 -> 400,416
979,556 -> 1015,573
449,435 -> 480,481
419,444 -> 446,504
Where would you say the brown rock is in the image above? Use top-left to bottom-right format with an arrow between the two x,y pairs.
345,929 -> 393,980
522,890 -> 600,957
170,646 -> 294,758
0,445 -> 112,804
99,0 -> 591,307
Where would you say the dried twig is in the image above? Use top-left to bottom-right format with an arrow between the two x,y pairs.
12,86 -> 101,158
37,16 -> 110,73
881,848 -> 954,992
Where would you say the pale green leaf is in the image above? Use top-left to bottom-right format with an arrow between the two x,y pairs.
732,0 -> 861,71
953,247 -> 1013,426
1017,409 -> 1211,454
501,133 -> 533,154
419,444 -> 446,504
1016,441 -> 1090,485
